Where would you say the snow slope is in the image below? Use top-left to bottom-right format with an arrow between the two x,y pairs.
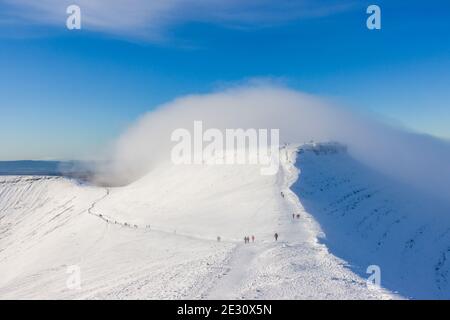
293,143 -> 450,299
0,146 -> 407,299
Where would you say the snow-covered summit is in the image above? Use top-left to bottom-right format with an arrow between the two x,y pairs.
299,141 -> 348,155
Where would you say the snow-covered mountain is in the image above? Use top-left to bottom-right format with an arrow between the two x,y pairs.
0,144 -> 447,299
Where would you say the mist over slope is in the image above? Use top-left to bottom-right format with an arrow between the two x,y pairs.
100,85 -> 450,204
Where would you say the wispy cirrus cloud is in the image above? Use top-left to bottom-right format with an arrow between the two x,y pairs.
0,0 -> 355,40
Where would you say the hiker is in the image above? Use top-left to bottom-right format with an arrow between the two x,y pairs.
292,213 -> 295,219
244,236 -> 247,244
217,236 -> 221,242
281,192 -> 284,198
274,233 -> 279,241
296,214 -> 300,219
251,235 -> 255,242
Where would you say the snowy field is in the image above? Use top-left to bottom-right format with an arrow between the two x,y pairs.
2,144 -> 447,299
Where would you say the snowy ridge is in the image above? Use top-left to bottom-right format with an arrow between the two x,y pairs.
0,146 -> 405,299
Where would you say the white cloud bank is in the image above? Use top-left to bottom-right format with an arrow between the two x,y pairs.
2,0 -> 353,40
99,84 -> 450,204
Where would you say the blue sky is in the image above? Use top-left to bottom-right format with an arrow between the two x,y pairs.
0,0 -> 449,160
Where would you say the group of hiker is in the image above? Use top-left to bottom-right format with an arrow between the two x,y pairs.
244,235 -> 255,243
242,233 -> 279,243
216,233 -> 280,243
